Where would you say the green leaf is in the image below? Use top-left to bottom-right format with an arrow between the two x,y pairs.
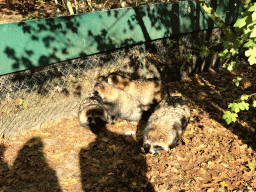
167,40 -> 176,48
223,111 -> 238,124
253,100 -> 256,107
238,101 -> 249,111
241,94 -> 249,101
252,12 -> 256,20
227,61 -> 236,71
241,31 -> 250,41
245,47 -> 256,57
233,76 -> 242,86
219,49 -> 230,60
199,45 -> 210,57
250,27 -> 256,38
244,39 -> 255,48
230,48 -> 239,56
246,160 -> 256,171
228,103 -> 240,113
185,53 -> 192,60
248,55 -> 256,65
247,22 -> 255,31
234,16 -> 248,28
238,101 -> 249,110
248,3 -> 256,12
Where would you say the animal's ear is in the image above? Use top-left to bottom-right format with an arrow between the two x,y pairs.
111,75 -> 118,83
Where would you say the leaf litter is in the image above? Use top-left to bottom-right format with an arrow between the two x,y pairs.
0,58 -> 256,191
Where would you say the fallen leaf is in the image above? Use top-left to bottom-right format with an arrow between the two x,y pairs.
41,132 -> 51,136
195,144 -> 204,150
207,188 -> 215,192
200,168 -> 206,173
246,160 -> 256,171
64,178 -> 77,186
51,152 -> 64,159
115,122 -> 122,126
219,180 -> 228,187
109,145 -> 117,152
208,161 -> 214,166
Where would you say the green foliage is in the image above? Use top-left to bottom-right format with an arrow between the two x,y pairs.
199,45 -> 210,57
167,40 -> 177,48
232,76 -> 242,86
245,47 -> 256,65
241,94 -> 249,100
223,111 -> 238,125
219,49 -> 230,60
227,61 -> 237,72
228,101 -> 249,113
234,2 -> 256,65
253,100 -> 256,107
185,53 -> 192,60
219,2 -> 256,124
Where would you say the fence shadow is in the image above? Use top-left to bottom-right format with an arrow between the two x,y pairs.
0,137 -> 61,191
79,126 -> 155,191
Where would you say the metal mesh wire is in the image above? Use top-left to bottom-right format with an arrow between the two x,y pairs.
0,28 -> 223,138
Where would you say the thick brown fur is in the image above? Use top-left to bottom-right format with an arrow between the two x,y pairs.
107,74 -> 169,106
78,96 -> 110,133
94,81 -> 143,124
143,96 -> 190,154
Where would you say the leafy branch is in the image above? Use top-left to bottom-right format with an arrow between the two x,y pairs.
195,0 -> 256,124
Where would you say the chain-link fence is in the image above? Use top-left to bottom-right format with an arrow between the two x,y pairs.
0,27 -> 224,138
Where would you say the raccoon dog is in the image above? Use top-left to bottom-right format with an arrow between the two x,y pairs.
107,74 -> 169,106
94,81 -> 143,124
78,96 -> 110,134
143,96 -> 190,154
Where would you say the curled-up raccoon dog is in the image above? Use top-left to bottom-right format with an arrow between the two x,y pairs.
107,73 -> 169,106
94,81 -> 143,124
143,96 -> 190,154
78,96 -> 110,134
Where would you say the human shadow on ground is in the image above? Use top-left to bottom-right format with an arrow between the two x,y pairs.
0,144 -> 9,188
0,137 -> 61,191
79,125 -> 155,191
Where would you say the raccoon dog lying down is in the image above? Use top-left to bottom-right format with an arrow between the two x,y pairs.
94,81 -> 144,124
107,73 -> 169,106
78,96 -> 110,133
143,96 -> 190,154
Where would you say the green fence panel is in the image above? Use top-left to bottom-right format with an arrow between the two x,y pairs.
0,0 -> 243,76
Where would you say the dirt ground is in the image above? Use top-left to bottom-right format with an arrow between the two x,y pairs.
1,1 -> 256,192
1,57 -> 256,191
